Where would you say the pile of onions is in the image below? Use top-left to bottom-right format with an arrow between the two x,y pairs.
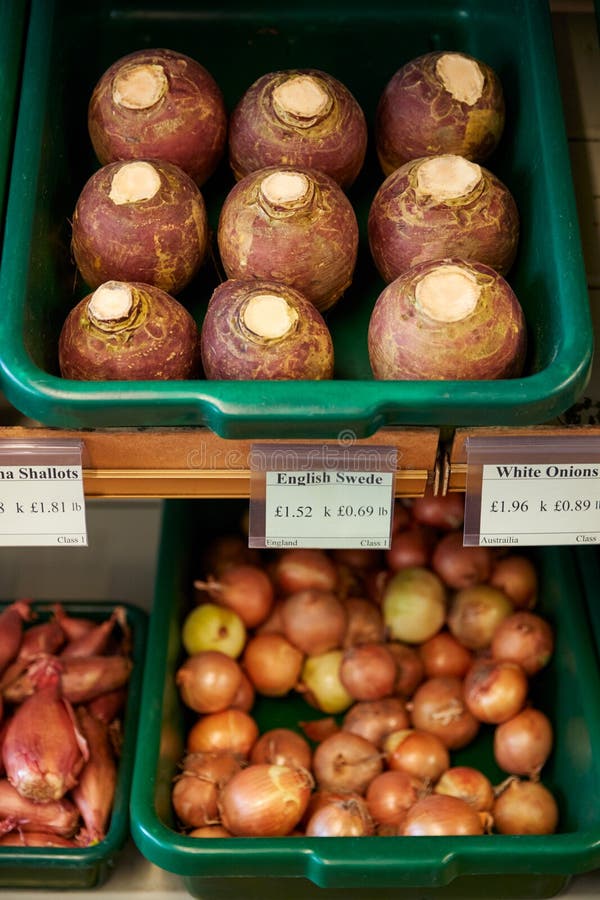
171,493 -> 560,840
0,602 -> 133,846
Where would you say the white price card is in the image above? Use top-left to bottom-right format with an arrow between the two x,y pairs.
463,434 -> 600,547
0,439 -> 87,547
248,442 -> 397,549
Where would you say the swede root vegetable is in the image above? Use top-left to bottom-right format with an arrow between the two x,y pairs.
368,258 -> 527,381
71,159 -> 208,296
368,155 -> 519,282
3,658 -> 88,802
228,69 -> 367,189
59,280 -> 199,382
376,50 -> 505,175
217,166 -> 359,312
200,279 -> 334,381
88,48 -> 227,186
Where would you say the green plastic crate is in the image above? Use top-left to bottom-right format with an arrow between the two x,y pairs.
0,0 -> 28,245
131,499 -> 600,899
0,600 -> 147,889
0,0 -> 592,438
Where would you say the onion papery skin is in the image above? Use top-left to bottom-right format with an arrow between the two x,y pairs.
368,155 -> 519,283
431,531 -> 493,590
447,584 -> 514,651
59,281 -> 199,382
228,69 -> 367,189
274,548 -> 339,596
493,778 -> 558,835
493,707 -> 554,777
218,763 -> 313,836
200,278 -> 334,381
218,166 -> 359,312
382,566 -> 446,644
411,494 -> 465,531
490,611 -> 554,675
375,51 -> 505,175
368,258 -> 527,382
71,160 -> 208,296
410,676 -> 480,750
88,48 -> 227,186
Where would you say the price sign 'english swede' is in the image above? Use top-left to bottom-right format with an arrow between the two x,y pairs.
0,439 -> 87,547
464,435 -> 600,547
248,442 -> 397,549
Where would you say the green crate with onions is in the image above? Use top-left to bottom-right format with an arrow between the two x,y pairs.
0,0 -> 592,436
131,499 -> 600,899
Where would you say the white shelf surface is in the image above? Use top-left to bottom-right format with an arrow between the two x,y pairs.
3,3 -> 600,898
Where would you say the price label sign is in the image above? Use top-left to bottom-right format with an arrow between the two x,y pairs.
248,442 -> 397,549
0,439 -> 88,547
463,434 -> 600,546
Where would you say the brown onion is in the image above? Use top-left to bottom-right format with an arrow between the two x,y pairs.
305,796 -> 374,836
447,584 -> 513,650
493,708 -> 553,777
489,555 -> 538,609
196,565 -> 274,629
188,825 -> 233,838
384,728 -> 450,783
493,778 -> 558,835
419,630 -> 473,679
366,769 -> 423,830
343,697 -> 410,747
250,728 -> 312,771
228,68 -> 367,189
172,752 -> 241,828
242,632 -> 303,697
175,651 -> 242,714
400,793 -> 485,836
218,763 -> 313,836
463,658 -> 529,724
410,676 -> 480,750
339,642 -> 397,701
431,531 -> 493,589
490,611 -> 554,675
299,717 -> 339,744
230,671 -> 256,712
434,766 -> 494,812
280,589 -> 347,655
386,525 -> 435,572
386,642 -> 425,697
312,731 -> 382,795
274,549 -> 338,595
410,494 -> 465,531
342,597 -> 385,648
187,709 -> 258,758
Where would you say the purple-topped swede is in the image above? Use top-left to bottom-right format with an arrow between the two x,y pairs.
59,280 -> 199,381
368,155 -> 519,282
228,69 -> 367,189
368,258 -> 527,381
88,48 -> 227,186
376,51 -> 505,175
71,159 -> 209,296
217,166 -> 359,312
200,279 -> 334,381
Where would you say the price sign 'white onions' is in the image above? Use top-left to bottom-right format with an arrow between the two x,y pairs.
88,48 -> 227,187
376,51 -> 505,175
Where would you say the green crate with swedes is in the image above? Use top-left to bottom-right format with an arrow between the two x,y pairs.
0,0 -> 592,436
131,499 -> 600,899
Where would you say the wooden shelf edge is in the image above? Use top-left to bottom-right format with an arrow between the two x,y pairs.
0,426 -> 440,499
